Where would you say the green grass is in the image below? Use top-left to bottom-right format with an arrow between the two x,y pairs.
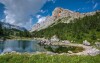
0,53 -> 100,63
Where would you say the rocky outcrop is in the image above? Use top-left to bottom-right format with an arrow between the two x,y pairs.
52,7 -> 84,22
39,40 -> 51,45
50,35 -> 59,42
79,47 -> 100,56
38,35 -> 59,45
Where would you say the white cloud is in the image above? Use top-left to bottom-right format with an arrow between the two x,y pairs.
0,0 -> 47,29
40,10 -> 48,14
36,15 -> 41,19
40,10 -> 46,13
37,17 -> 46,23
77,8 -> 81,11
93,3 -> 98,9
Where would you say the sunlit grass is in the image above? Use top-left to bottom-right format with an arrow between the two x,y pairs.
0,53 -> 100,63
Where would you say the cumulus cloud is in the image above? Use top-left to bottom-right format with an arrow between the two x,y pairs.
37,17 -> 46,23
36,15 -> 41,19
0,0 -> 47,29
36,14 -> 46,23
40,10 -> 45,13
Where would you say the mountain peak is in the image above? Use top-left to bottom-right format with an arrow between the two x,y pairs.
52,7 -> 75,18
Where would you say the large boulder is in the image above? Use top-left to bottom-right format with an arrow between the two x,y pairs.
68,51 -> 73,54
83,40 -> 90,46
50,35 -> 59,42
3,48 -> 13,53
87,48 -> 100,56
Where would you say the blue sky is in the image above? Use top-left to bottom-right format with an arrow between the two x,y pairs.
0,3 -> 5,20
39,0 -> 100,16
0,0 -> 100,29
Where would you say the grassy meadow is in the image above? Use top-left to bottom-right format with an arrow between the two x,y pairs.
0,53 -> 100,63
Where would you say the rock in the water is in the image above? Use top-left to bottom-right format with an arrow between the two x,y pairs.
83,40 -> 90,46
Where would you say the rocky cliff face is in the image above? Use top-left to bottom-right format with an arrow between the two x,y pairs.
31,7 -> 97,32
52,7 -> 84,23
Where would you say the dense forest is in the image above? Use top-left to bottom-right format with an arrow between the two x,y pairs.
0,23 -> 31,39
32,12 -> 100,43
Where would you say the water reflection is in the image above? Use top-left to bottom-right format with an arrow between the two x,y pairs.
0,40 -> 46,53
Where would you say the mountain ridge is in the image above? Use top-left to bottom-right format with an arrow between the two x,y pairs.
0,21 -> 27,31
31,7 -> 99,32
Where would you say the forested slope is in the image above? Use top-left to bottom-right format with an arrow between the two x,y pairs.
32,12 -> 100,43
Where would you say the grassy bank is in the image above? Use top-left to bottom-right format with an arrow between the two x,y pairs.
0,53 -> 100,63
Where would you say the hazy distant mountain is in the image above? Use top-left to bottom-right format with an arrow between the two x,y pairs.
0,22 -> 26,31
31,7 -> 97,32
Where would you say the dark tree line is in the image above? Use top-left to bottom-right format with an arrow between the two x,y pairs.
0,23 -> 32,39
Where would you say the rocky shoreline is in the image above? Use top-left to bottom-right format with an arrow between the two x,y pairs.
34,37 -> 100,56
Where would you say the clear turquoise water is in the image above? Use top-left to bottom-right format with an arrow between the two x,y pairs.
0,40 -> 46,53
